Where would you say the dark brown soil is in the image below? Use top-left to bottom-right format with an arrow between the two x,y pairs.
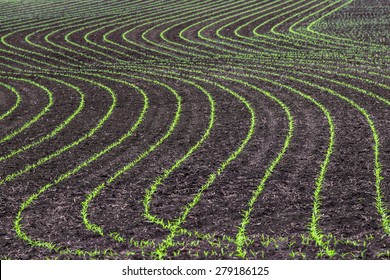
0,0 -> 389,260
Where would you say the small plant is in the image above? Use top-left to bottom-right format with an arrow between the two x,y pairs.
288,240 -> 296,248
376,250 -> 390,258
173,250 -> 181,257
260,234 -> 272,247
300,234 -> 311,245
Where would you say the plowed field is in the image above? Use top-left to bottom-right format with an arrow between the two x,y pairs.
0,0 -> 389,259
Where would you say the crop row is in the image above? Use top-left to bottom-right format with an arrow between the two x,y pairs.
0,0 -> 389,259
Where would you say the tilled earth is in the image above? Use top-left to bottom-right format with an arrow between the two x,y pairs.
0,0 -> 390,260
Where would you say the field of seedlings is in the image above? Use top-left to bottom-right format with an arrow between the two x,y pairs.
0,0 -> 389,260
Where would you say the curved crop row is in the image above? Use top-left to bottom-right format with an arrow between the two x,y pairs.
0,0 -> 389,260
